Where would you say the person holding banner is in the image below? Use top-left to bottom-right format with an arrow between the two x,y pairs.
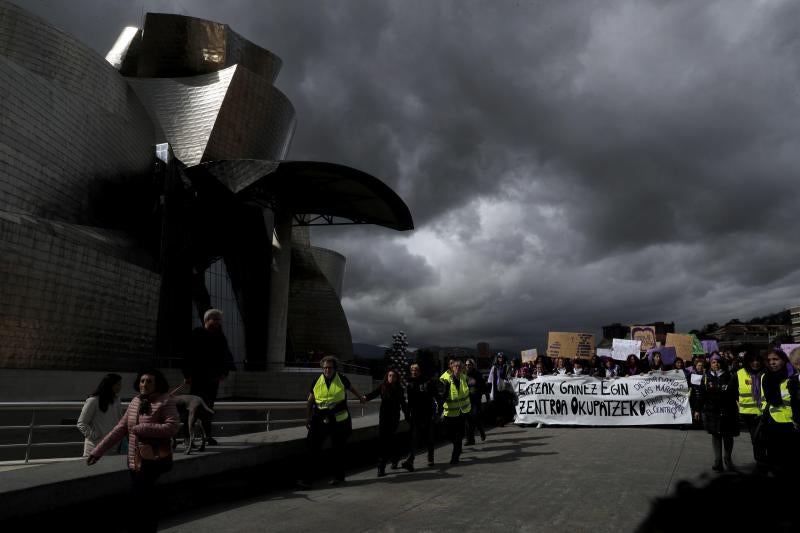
552,357 -> 570,375
701,355 -> 739,472
674,358 -> 688,378
735,352 -> 767,473
439,358 -> 471,465
689,360 -> 706,425
649,352 -> 665,372
603,357 -> 621,378
624,354 -> 642,376
571,358 -> 587,376
488,353 -> 514,426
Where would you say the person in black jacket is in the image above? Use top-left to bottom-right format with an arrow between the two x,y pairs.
701,355 -> 739,472
182,308 -> 236,445
365,368 -> 409,477
402,363 -> 440,469
464,359 -> 487,445
761,349 -> 798,478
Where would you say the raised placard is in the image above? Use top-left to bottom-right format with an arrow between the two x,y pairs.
547,332 -> 595,360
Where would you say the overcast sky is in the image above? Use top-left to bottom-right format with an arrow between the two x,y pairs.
16,0 -> 800,352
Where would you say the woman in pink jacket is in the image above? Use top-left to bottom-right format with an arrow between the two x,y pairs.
87,368 -> 179,532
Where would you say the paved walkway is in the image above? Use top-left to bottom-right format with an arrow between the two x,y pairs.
158,425 -> 752,533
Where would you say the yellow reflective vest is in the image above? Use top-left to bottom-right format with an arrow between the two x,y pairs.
439,371 -> 471,417
313,373 -> 349,423
736,368 -> 762,415
760,374 -> 792,424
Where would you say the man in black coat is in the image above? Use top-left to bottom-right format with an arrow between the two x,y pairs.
401,363 -> 442,469
183,308 -> 235,445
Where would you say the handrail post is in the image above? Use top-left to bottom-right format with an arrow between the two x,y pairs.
266,409 -> 271,432
24,410 -> 36,464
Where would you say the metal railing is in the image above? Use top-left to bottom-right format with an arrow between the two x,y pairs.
0,400 -> 369,465
153,358 -> 373,375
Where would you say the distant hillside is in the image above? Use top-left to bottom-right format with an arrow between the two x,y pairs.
697,308 -> 791,335
352,342 -> 388,360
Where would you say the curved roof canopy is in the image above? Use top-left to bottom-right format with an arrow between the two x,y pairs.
185,159 -> 414,231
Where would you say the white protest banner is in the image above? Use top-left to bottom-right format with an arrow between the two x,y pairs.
521,348 -> 538,362
596,348 -> 613,359
512,371 -> 691,426
612,338 -> 641,361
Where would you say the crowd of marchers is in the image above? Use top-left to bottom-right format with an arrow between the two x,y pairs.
73,307 -> 800,530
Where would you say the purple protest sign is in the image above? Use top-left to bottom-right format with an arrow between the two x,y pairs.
647,346 -> 677,365
701,340 -> 719,354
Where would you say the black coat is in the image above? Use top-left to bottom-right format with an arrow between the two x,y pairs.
700,370 -> 739,436
183,327 -> 235,382
366,382 -> 408,428
405,376 -> 440,424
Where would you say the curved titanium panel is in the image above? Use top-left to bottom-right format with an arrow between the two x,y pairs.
203,70 -> 296,162
185,160 -> 414,231
309,246 -> 346,299
0,56 -> 155,226
0,211 -> 160,370
127,67 -> 238,166
0,2 -> 137,114
287,245 -> 353,362
132,13 -> 282,83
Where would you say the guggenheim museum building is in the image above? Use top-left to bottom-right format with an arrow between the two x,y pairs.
0,2 -> 413,381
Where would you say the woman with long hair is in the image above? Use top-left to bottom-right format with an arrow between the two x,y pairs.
760,349 -> 798,478
624,354 -> 641,376
650,352 -> 665,372
87,369 -> 179,532
365,368 -> 409,477
77,373 -> 124,457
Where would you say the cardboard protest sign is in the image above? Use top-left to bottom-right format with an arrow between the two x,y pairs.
701,340 -> 719,354
630,325 -> 657,351
612,338 -> 641,361
521,349 -> 538,363
665,333 -> 693,361
547,332 -> 595,359
512,371 -> 691,426
597,348 -> 613,359
646,346 -> 677,365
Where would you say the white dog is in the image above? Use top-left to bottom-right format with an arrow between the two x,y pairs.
172,394 -> 215,454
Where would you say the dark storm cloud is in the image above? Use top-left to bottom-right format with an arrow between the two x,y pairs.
15,0 -> 800,350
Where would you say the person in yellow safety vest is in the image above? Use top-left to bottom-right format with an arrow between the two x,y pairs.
297,355 -> 366,490
439,358 -> 472,465
734,352 -> 767,472
759,349 -> 799,478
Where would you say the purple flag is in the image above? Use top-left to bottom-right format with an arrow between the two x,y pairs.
701,340 -> 719,354
647,346 -> 677,365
